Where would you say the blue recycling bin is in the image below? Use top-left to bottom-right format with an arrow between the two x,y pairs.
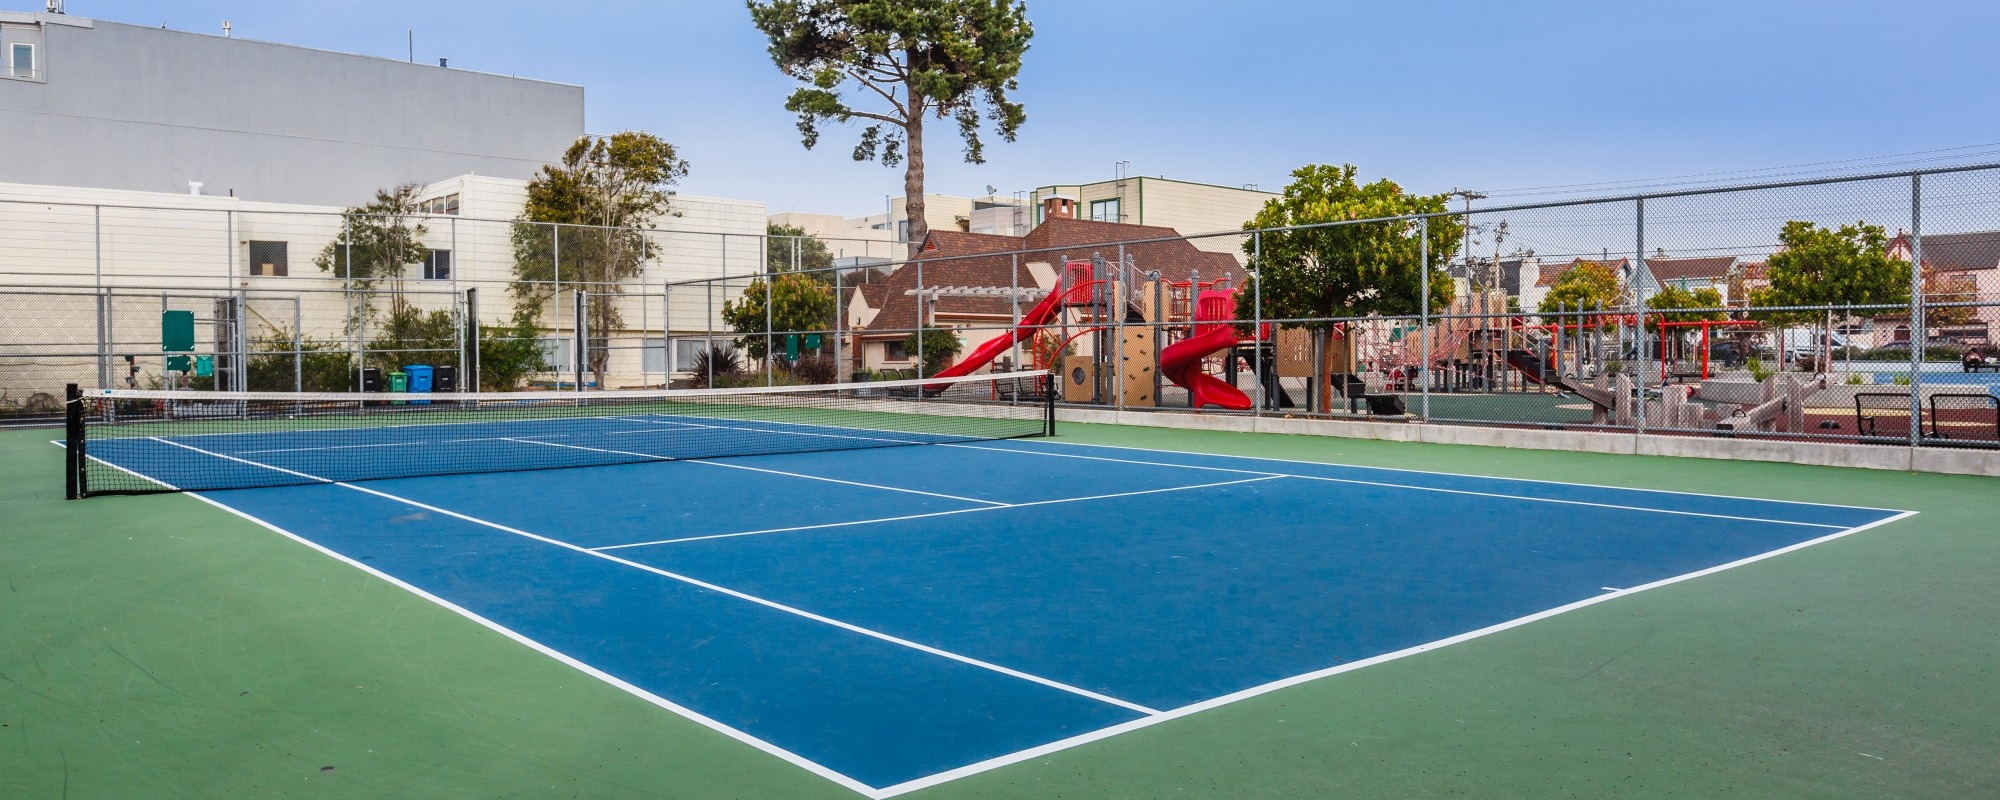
404,364 -> 433,405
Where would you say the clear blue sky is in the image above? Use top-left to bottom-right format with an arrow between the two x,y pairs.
53,1 -> 2000,216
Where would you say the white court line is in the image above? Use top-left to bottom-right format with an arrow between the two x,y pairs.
1027,438 -> 1908,514
231,428 -> 671,455
868,508 -> 1922,798
615,415 -> 933,447
51,439 -> 185,492
150,438 -> 1160,724
174,490 -> 882,798
592,476 -> 1286,551
502,437 -> 1008,507
947,443 -> 1852,530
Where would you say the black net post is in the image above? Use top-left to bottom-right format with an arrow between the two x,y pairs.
1044,371 -> 1057,436
64,383 -> 83,500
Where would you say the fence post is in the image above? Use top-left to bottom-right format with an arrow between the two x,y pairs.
1114,243 -> 1127,412
1419,217 -> 1430,422
1909,173 -> 1924,447
293,296 -> 303,392
834,260 -> 845,383
464,288 -> 479,393
1633,198 -> 1648,437
916,259 -> 926,381
574,287 -> 587,392
1253,231 -> 1265,416
764,236 -> 775,387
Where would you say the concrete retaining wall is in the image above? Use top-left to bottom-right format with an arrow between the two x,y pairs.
1053,407 -> 2000,478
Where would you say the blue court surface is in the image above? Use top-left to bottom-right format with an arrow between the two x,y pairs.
84,424 -> 1913,797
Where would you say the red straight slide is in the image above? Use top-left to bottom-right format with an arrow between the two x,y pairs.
1160,292 -> 1252,410
927,280 -> 1092,381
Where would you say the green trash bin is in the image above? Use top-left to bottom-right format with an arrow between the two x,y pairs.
389,370 -> 408,404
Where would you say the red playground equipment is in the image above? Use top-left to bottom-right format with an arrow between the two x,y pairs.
1160,288 -> 1252,410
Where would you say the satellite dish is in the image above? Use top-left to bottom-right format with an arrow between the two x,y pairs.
985,185 -> 996,196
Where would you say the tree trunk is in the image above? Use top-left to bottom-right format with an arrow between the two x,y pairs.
902,92 -> 927,260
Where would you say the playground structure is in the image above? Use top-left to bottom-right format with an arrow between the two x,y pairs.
920,263 -> 1994,444
927,255 -> 1268,410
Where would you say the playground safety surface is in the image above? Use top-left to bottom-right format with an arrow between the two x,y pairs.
4,422 -> 1996,798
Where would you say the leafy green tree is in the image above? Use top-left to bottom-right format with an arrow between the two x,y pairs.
767,223 -> 837,281
513,132 -> 690,386
1749,220 -> 1907,323
903,327 -> 962,376
1239,163 -> 1460,409
1540,260 -> 1624,313
315,184 -> 430,330
721,273 -> 838,361
748,0 -> 1033,255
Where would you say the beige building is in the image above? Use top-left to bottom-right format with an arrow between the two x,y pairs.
1030,177 -> 1276,262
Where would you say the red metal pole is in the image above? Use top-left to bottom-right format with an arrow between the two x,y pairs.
1701,320 -> 1711,379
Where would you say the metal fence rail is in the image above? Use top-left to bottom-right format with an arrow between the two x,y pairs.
4,163 -> 1998,451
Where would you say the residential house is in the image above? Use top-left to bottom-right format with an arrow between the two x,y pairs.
1880,230 -> 2000,345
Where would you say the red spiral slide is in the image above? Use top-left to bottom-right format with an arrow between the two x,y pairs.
1160,291 -> 1251,410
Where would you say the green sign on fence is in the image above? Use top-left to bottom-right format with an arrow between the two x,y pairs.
804,333 -> 822,352
162,310 -> 195,352
166,354 -> 191,372
785,334 -> 800,361
193,355 -> 215,377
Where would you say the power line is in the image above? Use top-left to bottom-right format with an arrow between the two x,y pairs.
1477,141 -> 2000,199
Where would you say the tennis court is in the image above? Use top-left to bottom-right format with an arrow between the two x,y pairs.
57,378 -> 1915,797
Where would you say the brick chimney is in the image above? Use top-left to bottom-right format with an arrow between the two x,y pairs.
1041,195 -> 1075,221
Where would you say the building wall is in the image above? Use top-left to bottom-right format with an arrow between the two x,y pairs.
1031,178 -> 1274,264
0,178 -> 765,389
0,14 -> 584,207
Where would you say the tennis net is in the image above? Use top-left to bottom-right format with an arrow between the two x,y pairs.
64,371 -> 1054,497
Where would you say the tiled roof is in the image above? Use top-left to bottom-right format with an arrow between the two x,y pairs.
862,218 -> 1241,335
1906,231 -> 2000,271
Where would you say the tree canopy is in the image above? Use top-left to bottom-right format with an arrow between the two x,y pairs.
314,184 -> 431,330
721,273 -> 838,361
1748,220 -> 1908,322
1540,260 -> 1624,313
511,132 -> 689,386
748,0 -> 1032,254
1240,163 -> 1460,325
767,222 -> 837,280
1645,284 -> 1727,326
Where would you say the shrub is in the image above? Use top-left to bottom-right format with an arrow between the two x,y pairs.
903,328 -> 963,376
1745,359 -> 1774,382
687,346 -> 743,389
787,354 -> 839,385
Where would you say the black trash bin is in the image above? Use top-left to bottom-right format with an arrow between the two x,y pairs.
434,364 -> 457,392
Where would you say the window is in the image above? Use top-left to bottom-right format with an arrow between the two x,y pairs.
1089,198 -> 1120,223
896,220 -> 910,242
423,249 -> 452,280
537,337 -> 572,371
247,241 -> 288,277
10,43 -> 32,78
883,340 -> 909,361
421,194 -> 460,215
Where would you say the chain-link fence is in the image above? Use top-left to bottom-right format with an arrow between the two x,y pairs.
5,165 -> 1998,449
